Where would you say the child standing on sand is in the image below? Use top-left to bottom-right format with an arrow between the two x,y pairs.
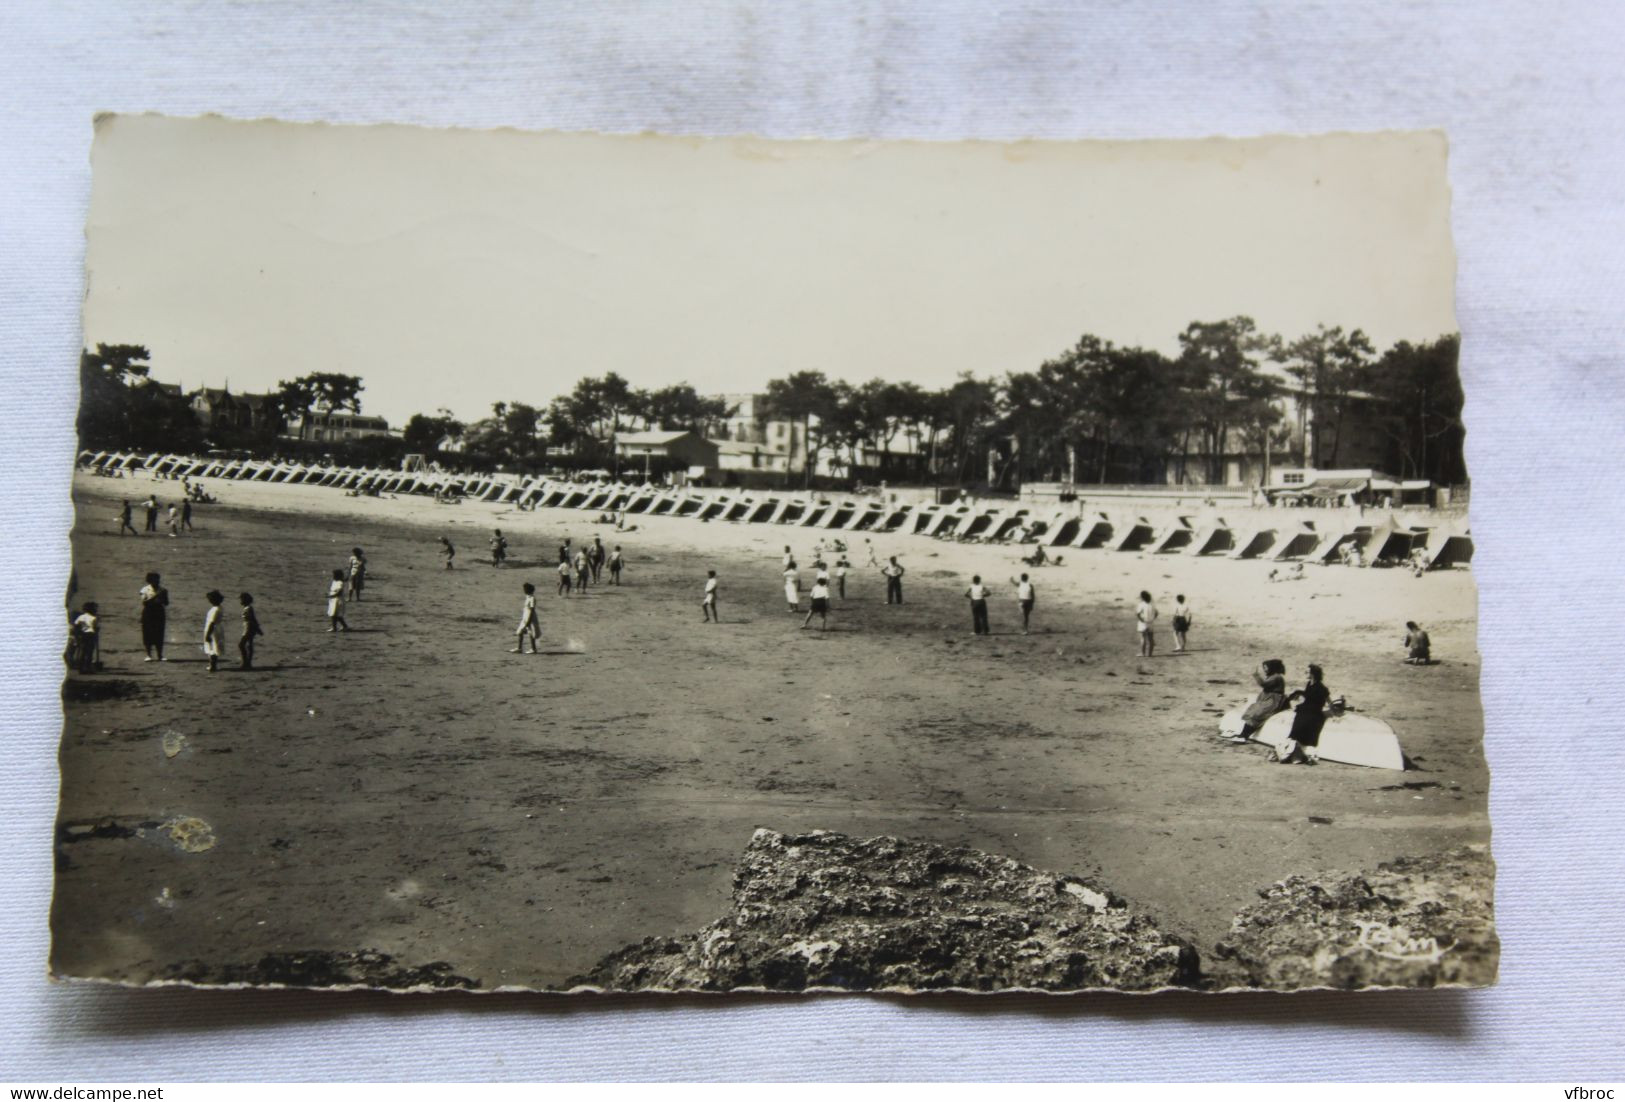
326,569 -> 350,632
1011,573 -> 1035,635
513,582 -> 540,653
702,570 -> 720,622
590,536 -> 606,584
574,548 -> 591,591
439,536 -> 455,570
802,576 -> 831,631
347,548 -> 367,601
1136,590 -> 1158,657
555,558 -> 571,596
72,603 -> 101,673
239,593 -> 264,670
1172,594 -> 1193,653
608,545 -> 624,585
166,503 -> 180,538
835,557 -> 850,600
202,590 -> 225,672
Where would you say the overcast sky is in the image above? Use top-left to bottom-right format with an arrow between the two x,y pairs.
84,116 -> 1456,427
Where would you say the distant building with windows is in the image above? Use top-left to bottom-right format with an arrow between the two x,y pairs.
189,386 -> 281,434
286,410 -> 392,443
704,393 -> 806,473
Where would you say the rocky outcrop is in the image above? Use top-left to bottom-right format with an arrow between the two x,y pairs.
573,828 -> 1201,992
1210,844 -> 1498,989
161,950 -> 479,990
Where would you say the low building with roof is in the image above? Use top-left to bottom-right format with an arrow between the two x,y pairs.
613,430 -> 719,471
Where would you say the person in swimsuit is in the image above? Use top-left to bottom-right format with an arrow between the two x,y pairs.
238,593 -> 264,669
702,570 -> 720,623
513,582 -> 541,653
1404,621 -> 1432,664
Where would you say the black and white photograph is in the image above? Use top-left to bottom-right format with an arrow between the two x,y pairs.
54,115 -> 1491,995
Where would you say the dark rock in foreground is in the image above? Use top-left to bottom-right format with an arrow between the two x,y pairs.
161,949 -> 479,990
1211,844 -> 1498,989
574,828 -> 1201,992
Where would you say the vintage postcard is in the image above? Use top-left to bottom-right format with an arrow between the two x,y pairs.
56,115 -> 1492,992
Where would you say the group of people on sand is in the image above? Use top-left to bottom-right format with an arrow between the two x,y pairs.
1223,659 -> 1334,765
118,495 -> 194,538
65,570 -> 264,675
1134,592 -> 1195,657
505,534 -> 625,652
779,545 -> 848,631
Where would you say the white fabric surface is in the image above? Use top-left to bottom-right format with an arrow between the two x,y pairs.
3,0 -> 1623,1082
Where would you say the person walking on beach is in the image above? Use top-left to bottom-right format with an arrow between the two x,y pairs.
608,545 -> 624,585
589,536 -> 606,584
118,500 -> 138,537
1172,594 -> 1193,653
702,570 -> 720,623
882,556 -> 905,605
783,560 -> 801,612
966,575 -> 991,635
143,495 -> 159,532
1011,573 -> 1035,634
513,582 -> 541,654
490,529 -> 508,567
1135,590 -> 1158,658
181,497 -> 194,532
835,557 -> 850,600
1276,664 -> 1331,765
439,536 -> 456,570
802,575 -> 831,630
166,503 -> 180,538
238,593 -> 264,670
557,558 -> 573,597
347,548 -> 368,601
1404,621 -> 1432,664
574,548 -> 591,592
864,539 -> 880,569
139,571 -> 169,662
326,569 -> 351,632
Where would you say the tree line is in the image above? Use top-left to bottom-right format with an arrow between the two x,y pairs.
79,318 -> 1465,488
755,319 -> 1463,488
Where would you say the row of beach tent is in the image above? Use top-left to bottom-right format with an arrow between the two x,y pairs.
78,450 -> 1473,569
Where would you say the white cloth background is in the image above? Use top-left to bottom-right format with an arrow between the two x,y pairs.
3,0 -> 1622,1082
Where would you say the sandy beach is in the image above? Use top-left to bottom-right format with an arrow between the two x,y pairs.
54,470 -> 1487,990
